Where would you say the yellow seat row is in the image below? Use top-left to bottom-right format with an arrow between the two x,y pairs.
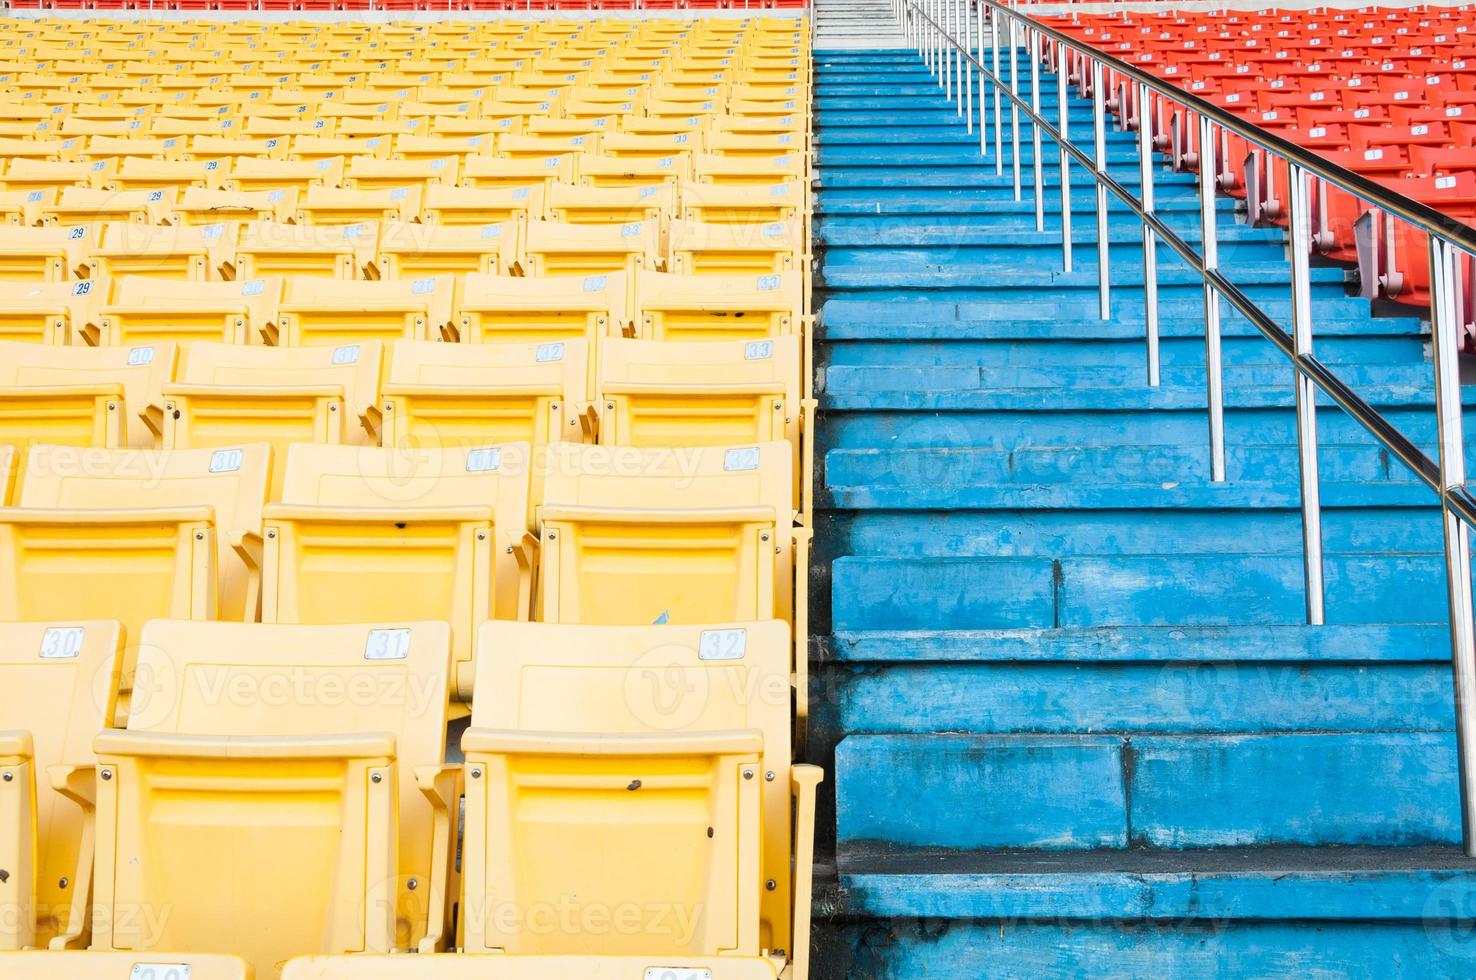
0,439 -> 810,711
0,616 -> 820,979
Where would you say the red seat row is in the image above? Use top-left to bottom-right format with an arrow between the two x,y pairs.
1045,6 -> 1476,337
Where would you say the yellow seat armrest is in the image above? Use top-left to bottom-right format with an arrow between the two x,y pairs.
510,529 -> 539,623
577,402 -> 599,441
46,763 -> 95,951
790,763 -> 824,980
360,402 -> 384,444
142,400 -> 166,440
231,528 -> 264,623
792,525 -> 813,739
413,763 -> 463,954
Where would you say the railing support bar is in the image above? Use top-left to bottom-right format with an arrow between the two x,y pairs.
1288,164 -> 1325,626
1136,80 -> 1160,386
1197,112 -> 1226,482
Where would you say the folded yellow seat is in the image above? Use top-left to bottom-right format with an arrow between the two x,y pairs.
158,339 -> 383,497
186,134 -> 288,165
498,132 -> 601,159
225,156 -> 343,194
0,621 -> 121,951
525,115 -> 616,139
381,336 -> 593,462
57,118 -> 138,139
635,269 -> 804,343
0,157 -> 112,194
521,218 -> 660,280
345,155 -> 459,195
679,179 -> 803,225
297,185 -> 422,226
0,277 -> 105,345
546,180 -> 674,225
242,115 -> 336,140
429,115 -> 519,139
104,155 -> 228,193
562,97 -> 643,122
53,619 -> 455,974
706,130 -> 804,159
576,152 -> 692,189
0,442 -> 272,705
290,133 -> 391,163
0,338 -> 176,455
422,183 -> 543,226
42,187 -> 177,227
695,151 -> 806,187
619,115 -> 707,138
376,219 -> 518,278
727,97 -> 808,121
261,443 -> 534,699
460,153 -> 573,190
176,187 -> 297,226
0,223 -> 97,280
395,133 -> 494,161
450,271 -> 628,377
269,274 -> 452,346
0,952 -> 251,980
90,220 -> 237,281
147,114 -> 236,140
81,135 -> 184,164
236,220 -> 377,280
668,218 -> 804,276
91,275 -> 279,348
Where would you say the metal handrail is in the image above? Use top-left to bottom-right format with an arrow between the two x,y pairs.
895,0 -> 1476,855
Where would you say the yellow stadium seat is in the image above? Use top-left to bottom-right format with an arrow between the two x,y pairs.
345,155 -> 459,194
460,154 -> 573,190
376,219 -> 517,278
269,274 -> 452,346
546,181 -> 674,225
696,152 -> 806,186
289,134 -> 389,163
498,134 -> 599,160
421,184 -> 543,226
0,137 -> 76,165
188,134 -> 287,165
105,156 -> 225,193
0,223 -> 96,280
381,337 -> 592,458
236,219 -> 377,280
42,187 -> 176,226
90,220 -> 236,281
522,218 -> 659,279
576,153 -> 690,189
0,620 -> 121,951
226,156 -> 343,194
395,134 -> 493,161
537,441 -> 798,633
0,278 -> 104,345
0,443 -> 272,705
680,179 -> 803,225
176,187 -> 297,226
669,219 -> 804,275
451,272 -> 628,384
73,619 -> 455,973
0,188 -> 51,226
636,270 -> 803,342
261,443 -> 534,699
0,952 -> 252,979
159,340 -> 383,496
80,135 -> 183,164
297,185 -> 421,225
707,131 -> 804,159
0,159 -> 114,195
0,339 -> 176,456
91,276 -> 280,347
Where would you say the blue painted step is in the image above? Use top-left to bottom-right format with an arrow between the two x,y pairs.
811,46 -> 1474,978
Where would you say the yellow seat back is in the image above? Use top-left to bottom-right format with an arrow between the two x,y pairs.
376,220 -> 517,279
669,218 -> 802,276
636,269 -> 802,342
0,620 -> 121,950
91,220 -> 236,281
94,275 -> 281,347
451,272 -> 627,380
421,184 -> 543,227
89,619 -> 452,973
0,223 -> 96,281
679,179 -> 802,225
546,181 -> 674,225
0,278 -> 105,345
522,218 -> 659,279
296,185 -> 421,226
460,619 -> 791,957
273,274 -> 452,346
236,219 -> 378,280
537,441 -> 792,627
263,442 -> 533,698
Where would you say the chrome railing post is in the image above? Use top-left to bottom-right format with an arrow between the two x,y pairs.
991,8 -> 1003,175
1008,14 -> 1021,202
1136,80 -> 1159,386
1091,57 -> 1110,320
1030,26 -> 1044,232
1058,42 -> 1073,272
955,0 -> 965,115
977,2 -> 987,156
1287,163 -> 1325,626
964,0 -> 974,134
943,0 -> 952,103
1197,112 -> 1226,482
1429,234 -> 1476,858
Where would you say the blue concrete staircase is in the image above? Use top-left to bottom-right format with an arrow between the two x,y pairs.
811,47 -> 1476,977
